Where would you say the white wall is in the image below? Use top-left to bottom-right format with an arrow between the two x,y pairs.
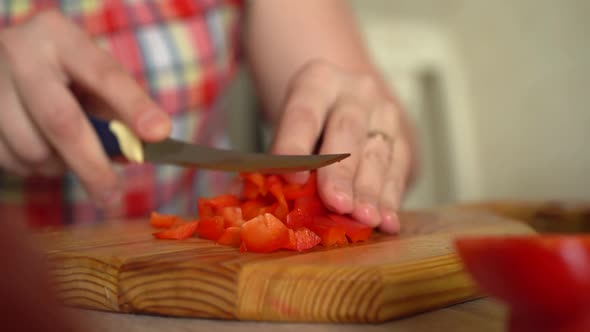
350,0 -> 590,207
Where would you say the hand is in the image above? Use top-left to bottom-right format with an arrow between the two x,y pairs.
271,60 -> 417,234
0,10 -> 171,205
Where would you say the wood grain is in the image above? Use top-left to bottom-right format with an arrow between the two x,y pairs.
38,209 -> 533,323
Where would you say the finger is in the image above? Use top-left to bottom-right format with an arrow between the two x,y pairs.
379,137 -> 411,234
0,135 -> 30,177
351,103 -> 397,227
271,62 -> 342,184
317,97 -> 370,214
0,65 -> 52,166
51,16 -> 170,141
14,70 -> 120,204
34,156 -> 67,177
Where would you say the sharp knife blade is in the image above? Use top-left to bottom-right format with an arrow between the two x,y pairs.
89,116 -> 350,173
143,138 -> 349,173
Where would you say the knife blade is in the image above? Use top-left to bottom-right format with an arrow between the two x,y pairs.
88,115 -> 350,173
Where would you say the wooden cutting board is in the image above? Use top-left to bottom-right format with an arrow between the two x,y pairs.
37,209 -> 533,323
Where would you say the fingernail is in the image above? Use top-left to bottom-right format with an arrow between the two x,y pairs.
380,211 -> 401,234
138,109 -> 170,138
353,201 -> 381,227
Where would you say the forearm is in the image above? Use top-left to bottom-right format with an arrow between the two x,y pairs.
243,0 -> 419,182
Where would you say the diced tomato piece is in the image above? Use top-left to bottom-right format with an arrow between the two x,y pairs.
153,221 -> 198,240
309,218 -> 348,247
217,226 -> 242,247
283,172 -> 317,200
283,229 -> 297,251
325,214 -> 373,243
294,195 -> 326,217
221,206 -> 244,228
241,200 -> 266,220
240,213 -> 290,253
149,212 -> 179,228
196,216 -> 225,241
285,208 -> 312,229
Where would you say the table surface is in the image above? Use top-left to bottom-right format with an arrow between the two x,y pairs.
69,297 -> 507,332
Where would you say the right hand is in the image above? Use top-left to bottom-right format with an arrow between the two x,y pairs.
0,10 -> 171,206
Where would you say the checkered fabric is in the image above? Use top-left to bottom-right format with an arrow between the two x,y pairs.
0,0 -> 244,227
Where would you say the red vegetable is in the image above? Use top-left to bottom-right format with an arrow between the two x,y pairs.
283,172 -> 317,200
326,214 -> 372,243
221,206 -> 244,228
198,194 -> 240,218
293,227 -> 322,252
285,208 -> 313,229
241,172 -> 267,199
149,212 -> 179,228
308,217 -> 348,247
294,195 -> 326,217
217,227 -> 242,247
150,171 -> 376,254
455,235 -> 590,332
153,221 -> 198,240
196,216 -> 224,241
240,213 -> 290,253
284,229 -> 297,251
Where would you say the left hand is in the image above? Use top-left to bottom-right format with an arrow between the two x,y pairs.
271,60 -> 416,234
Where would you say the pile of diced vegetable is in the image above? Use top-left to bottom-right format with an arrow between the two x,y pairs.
149,171 -> 372,253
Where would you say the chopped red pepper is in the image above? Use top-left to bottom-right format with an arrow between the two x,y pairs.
284,229 -> 297,251
240,199 -> 266,221
198,194 -> 240,218
196,216 -> 224,241
309,217 -> 348,247
149,212 -> 179,228
292,227 -> 322,252
326,214 -> 372,243
283,172 -> 317,200
285,208 -> 313,229
217,226 -> 242,247
150,171 -> 376,253
241,172 -> 267,199
153,221 -> 198,240
240,213 -> 290,253
221,206 -> 244,228
294,195 -> 326,217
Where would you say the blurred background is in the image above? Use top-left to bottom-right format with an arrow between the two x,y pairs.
225,0 -> 590,210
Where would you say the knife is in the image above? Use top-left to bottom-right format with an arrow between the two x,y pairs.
88,115 -> 350,173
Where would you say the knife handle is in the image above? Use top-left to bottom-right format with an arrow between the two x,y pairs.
87,115 -> 144,162
87,115 -> 123,157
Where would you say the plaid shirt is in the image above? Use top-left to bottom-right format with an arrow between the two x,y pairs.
0,0 -> 244,227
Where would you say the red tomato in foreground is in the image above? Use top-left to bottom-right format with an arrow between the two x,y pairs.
455,235 -> 590,332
